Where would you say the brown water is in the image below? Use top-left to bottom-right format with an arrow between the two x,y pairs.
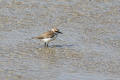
0,0 -> 120,80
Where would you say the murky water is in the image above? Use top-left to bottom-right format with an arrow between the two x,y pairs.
0,0 -> 120,80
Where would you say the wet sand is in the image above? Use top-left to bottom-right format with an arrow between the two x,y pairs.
0,0 -> 120,80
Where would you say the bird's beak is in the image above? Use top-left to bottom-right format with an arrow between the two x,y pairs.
58,31 -> 63,34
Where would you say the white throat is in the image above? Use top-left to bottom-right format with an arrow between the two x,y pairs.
51,29 -> 56,32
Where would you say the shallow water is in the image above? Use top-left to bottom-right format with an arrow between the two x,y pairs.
0,0 -> 120,80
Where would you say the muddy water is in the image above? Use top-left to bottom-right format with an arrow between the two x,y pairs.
0,0 -> 120,80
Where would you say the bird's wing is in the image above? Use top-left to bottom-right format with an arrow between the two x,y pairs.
33,31 -> 54,39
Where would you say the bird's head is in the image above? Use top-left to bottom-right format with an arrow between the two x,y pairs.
51,27 -> 63,34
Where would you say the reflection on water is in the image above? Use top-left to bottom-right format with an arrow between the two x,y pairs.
35,48 -> 57,64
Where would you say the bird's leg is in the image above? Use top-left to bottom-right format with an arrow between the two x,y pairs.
44,42 -> 47,47
46,43 -> 48,47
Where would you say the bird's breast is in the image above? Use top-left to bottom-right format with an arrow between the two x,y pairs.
42,38 -> 52,42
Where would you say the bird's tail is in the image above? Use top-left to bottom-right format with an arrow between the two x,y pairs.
32,37 -> 37,39
32,36 -> 42,39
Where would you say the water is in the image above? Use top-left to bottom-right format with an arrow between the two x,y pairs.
0,0 -> 120,80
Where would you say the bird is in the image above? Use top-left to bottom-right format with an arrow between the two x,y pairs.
32,27 -> 63,47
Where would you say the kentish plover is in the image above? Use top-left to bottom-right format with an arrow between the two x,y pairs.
32,27 -> 62,47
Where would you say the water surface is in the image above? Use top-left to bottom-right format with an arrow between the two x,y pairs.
0,0 -> 120,80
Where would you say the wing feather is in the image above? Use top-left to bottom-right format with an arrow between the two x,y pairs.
33,31 -> 54,39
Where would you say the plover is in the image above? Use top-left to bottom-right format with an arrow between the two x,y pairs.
32,27 -> 62,47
